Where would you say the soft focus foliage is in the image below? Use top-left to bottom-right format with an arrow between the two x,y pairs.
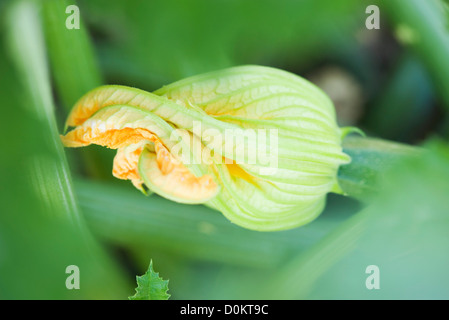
1,0 -> 449,299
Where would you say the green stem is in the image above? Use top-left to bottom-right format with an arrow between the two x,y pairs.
338,136 -> 421,200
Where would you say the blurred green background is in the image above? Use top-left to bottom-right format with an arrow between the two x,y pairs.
0,0 -> 448,299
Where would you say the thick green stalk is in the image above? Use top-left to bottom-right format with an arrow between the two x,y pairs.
338,136 -> 421,200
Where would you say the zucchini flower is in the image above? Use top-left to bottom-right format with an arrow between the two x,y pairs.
61,65 -> 350,231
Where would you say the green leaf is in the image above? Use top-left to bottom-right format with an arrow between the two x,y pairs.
129,261 -> 170,300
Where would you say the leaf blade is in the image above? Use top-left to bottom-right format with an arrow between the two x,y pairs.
129,260 -> 170,300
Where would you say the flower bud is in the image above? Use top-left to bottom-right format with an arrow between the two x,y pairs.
61,65 -> 350,231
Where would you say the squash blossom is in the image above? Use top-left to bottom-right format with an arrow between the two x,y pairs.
61,65 -> 351,231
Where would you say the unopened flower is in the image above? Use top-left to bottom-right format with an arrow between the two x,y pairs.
61,65 -> 350,231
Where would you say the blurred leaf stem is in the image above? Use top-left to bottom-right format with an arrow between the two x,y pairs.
41,0 -> 112,179
384,0 -> 449,111
4,0 -> 130,298
41,0 -> 102,110
7,0 -> 82,226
